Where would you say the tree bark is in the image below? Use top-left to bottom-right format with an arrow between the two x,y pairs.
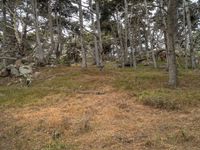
2,0 -> 7,66
48,0 -> 54,59
183,0 -> 189,69
167,0 -> 178,87
160,0 -> 169,69
124,0 -> 128,66
95,0 -> 103,67
115,11 -> 124,66
125,2 -> 136,68
55,10 -> 62,59
79,0 -> 87,68
184,0 -> 195,69
144,0 -> 157,68
32,0 -> 45,65
89,0 -> 100,66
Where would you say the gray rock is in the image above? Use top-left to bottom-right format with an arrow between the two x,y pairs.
0,68 -> 9,77
10,66 -> 20,76
19,65 -> 32,76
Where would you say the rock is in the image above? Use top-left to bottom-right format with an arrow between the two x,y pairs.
19,65 -> 32,76
32,72 -> 41,79
0,68 -> 10,77
142,60 -> 153,66
10,65 -> 20,77
15,59 -> 22,69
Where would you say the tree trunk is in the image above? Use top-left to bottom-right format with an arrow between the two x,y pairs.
115,12 -> 124,67
183,0 -> 189,69
126,2 -> 136,68
144,0 -> 157,68
32,0 -> 45,65
124,0 -> 128,66
160,0 -> 169,69
2,0 -> 7,67
95,0 -> 103,67
55,10 -> 62,59
184,0 -> 195,69
90,0 -> 99,66
48,0 -> 54,59
79,0 -> 87,68
167,0 -> 178,87
13,10 -> 22,52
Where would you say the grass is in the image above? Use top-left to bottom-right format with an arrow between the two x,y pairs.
0,65 -> 200,150
0,66 -> 112,106
113,67 -> 200,110
0,86 -> 59,106
0,65 -> 200,110
42,141 -> 77,150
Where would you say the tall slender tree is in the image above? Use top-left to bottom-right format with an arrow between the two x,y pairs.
32,0 -> 45,65
79,0 -> 87,68
167,0 -> 178,87
95,0 -> 103,68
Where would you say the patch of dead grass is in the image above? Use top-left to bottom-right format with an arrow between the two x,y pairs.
0,66 -> 200,149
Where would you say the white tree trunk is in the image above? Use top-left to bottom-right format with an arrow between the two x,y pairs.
32,0 -> 45,65
144,0 -> 157,68
2,0 -> 7,67
184,0 -> 195,69
115,11 -> 124,66
79,0 -> 87,68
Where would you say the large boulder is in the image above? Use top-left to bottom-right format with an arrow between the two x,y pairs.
19,65 -> 33,76
10,65 -> 20,77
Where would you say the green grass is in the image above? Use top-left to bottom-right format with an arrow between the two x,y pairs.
113,67 -> 200,110
0,66 -> 112,106
0,65 -> 200,110
0,86 -> 61,106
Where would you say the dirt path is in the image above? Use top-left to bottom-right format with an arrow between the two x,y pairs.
0,85 -> 200,150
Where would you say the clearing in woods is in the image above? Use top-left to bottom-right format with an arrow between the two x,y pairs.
0,66 -> 200,150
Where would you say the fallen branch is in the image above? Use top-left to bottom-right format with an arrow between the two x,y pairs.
75,90 -> 105,95
0,57 -> 17,60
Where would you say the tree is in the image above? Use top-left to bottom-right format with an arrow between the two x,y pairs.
2,0 -> 7,66
31,0 -> 45,65
184,0 -> 196,69
167,0 -> 178,87
95,0 -> 103,68
79,0 -> 87,68
89,0 -> 100,66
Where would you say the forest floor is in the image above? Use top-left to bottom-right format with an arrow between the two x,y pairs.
0,65 -> 200,150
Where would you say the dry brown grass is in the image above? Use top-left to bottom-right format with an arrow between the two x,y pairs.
0,66 -> 200,150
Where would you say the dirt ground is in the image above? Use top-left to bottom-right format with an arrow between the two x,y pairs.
0,67 -> 200,150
